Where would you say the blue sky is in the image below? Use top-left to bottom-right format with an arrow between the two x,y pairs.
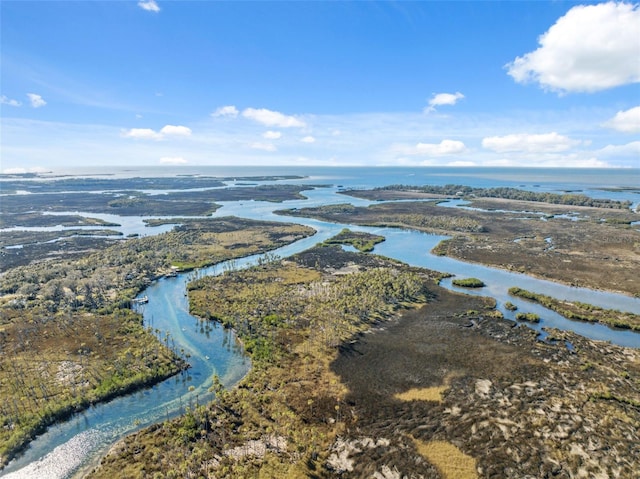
1,1 -> 638,172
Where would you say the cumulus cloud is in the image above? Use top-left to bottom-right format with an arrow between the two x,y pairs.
159,156 -> 188,165
242,108 -> 306,128
122,124 -> 191,140
263,130 -> 282,139
159,125 -> 192,136
1,95 -> 21,107
301,136 -> 316,143
425,92 -> 464,112
212,105 -> 239,118
506,2 -> 640,93
27,93 -> 46,108
604,106 -> 640,133
138,0 -> 160,12
122,128 -> 161,140
249,142 -> 277,152
395,139 -> 467,156
482,132 -> 581,153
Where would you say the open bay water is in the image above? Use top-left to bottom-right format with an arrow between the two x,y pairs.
2,166 -> 639,478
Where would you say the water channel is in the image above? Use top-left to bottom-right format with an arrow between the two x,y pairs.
3,186 -> 640,478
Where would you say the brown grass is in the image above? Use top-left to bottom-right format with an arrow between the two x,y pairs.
412,438 -> 478,479
394,374 -> 458,403
394,386 -> 447,403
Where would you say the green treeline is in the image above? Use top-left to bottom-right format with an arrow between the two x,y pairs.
508,287 -> 640,331
375,184 -> 632,209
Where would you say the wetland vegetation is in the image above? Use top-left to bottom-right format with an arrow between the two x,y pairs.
451,277 -> 485,288
90,240 -> 640,478
2,178 -> 639,478
321,228 -> 386,252
281,187 -> 640,296
347,184 -> 633,209
89,243 -> 444,478
509,287 -> 640,331
0,216 -> 313,468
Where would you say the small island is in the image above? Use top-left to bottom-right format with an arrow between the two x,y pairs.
452,277 -> 486,288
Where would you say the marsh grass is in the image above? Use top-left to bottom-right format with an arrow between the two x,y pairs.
452,278 -> 486,288
509,287 -> 640,330
412,438 -> 478,479
90,245 -> 435,478
394,386 -> 447,403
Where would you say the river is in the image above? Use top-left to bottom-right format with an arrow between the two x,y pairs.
2,176 -> 639,478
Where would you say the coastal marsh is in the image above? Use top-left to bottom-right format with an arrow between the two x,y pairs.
0,216 -> 313,468
282,189 -> 640,296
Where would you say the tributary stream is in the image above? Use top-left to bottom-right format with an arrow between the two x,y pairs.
3,187 -> 640,478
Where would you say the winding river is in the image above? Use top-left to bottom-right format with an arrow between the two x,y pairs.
3,184 -> 640,478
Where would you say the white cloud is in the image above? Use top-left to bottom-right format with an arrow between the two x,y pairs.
395,139 -> 467,156
263,130 -> 282,139
604,106 -> 640,133
506,2 -> 640,93
138,0 -> 160,13
249,142 -> 277,152
482,132 -> 581,153
425,92 -> 464,112
301,135 -> 316,143
1,95 -> 21,107
122,128 -> 161,140
27,93 -> 46,108
447,161 -> 477,167
596,140 -> 640,158
122,125 -> 191,140
242,108 -> 306,128
159,156 -> 188,165
160,125 -> 192,137
212,105 -> 239,118
4,109 -> 636,170
2,166 -> 49,174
